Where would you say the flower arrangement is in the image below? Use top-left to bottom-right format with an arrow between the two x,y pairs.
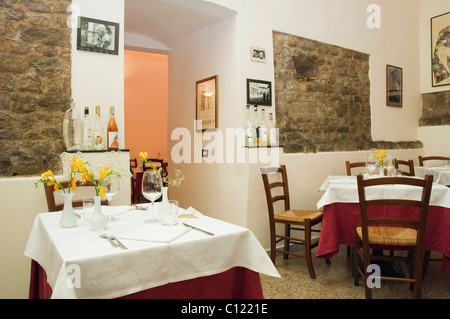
35,153 -> 123,198
35,157 -> 86,194
376,149 -> 387,167
139,151 -> 184,187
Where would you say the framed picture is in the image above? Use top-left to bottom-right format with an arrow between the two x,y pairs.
196,75 -> 218,131
386,65 -> 402,107
247,79 -> 272,106
77,16 -> 119,55
431,11 -> 450,87
251,47 -> 266,63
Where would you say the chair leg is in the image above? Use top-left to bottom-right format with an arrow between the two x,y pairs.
283,224 -> 290,260
304,221 -> 316,279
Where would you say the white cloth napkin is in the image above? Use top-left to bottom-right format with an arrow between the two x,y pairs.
116,223 -> 191,243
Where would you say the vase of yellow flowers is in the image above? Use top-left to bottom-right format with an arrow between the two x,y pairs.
36,157 -> 86,228
83,165 -> 118,231
376,149 -> 387,176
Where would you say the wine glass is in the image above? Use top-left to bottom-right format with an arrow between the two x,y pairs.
142,170 -> 162,223
365,153 -> 377,175
103,175 -> 120,221
384,155 -> 394,175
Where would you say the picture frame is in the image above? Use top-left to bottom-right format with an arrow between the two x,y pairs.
246,79 -> 272,106
196,75 -> 218,131
386,65 -> 402,107
431,11 -> 450,87
77,16 -> 119,55
251,47 -> 266,63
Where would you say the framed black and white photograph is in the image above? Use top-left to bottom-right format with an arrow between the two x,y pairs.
246,79 -> 272,106
431,11 -> 450,87
77,16 -> 119,55
386,65 -> 402,107
251,47 -> 266,63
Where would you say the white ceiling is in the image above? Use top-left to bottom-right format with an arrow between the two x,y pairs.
124,0 -> 235,50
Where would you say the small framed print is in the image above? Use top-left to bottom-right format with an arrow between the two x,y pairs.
431,11 -> 450,87
251,47 -> 266,63
196,75 -> 218,131
77,16 -> 119,55
386,65 -> 402,107
247,79 -> 272,106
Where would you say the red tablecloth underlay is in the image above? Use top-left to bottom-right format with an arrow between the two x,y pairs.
316,203 -> 450,274
29,260 -> 264,299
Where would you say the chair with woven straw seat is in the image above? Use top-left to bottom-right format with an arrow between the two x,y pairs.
260,165 -> 330,279
394,158 -> 415,176
418,155 -> 450,167
354,174 -> 433,299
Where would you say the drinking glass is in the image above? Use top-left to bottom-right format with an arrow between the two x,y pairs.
384,155 -> 394,175
161,200 -> 179,226
365,153 -> 377,175
142,170 -> 162,223
103,175 -> 120,221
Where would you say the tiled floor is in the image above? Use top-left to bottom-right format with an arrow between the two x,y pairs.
260,248 -> 450,299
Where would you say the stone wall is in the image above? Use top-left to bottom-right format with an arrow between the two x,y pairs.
420,90 -> 450,126
0,0 -> 71,176
273,31 -> 422,153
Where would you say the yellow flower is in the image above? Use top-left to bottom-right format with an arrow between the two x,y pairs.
54,184 -> 59,191
100,169 -> 106,180
99,186 -> 106,198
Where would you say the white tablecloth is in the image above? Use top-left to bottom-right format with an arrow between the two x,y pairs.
24,205 -> 280,299
415,166 -> 450,186
317,175 -> 450,210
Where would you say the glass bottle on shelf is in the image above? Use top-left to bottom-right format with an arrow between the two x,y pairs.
244,104 -> 254,147
82,106 -> 93,150
254,105 -> 260,146
63,99 -> 82,151
259,108 -> 268,147
268,112 -> 278,146
93,105 -> 106,150
107,106 -> 119,150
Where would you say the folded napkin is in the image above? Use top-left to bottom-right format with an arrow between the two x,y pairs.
116,224 -> 191,243
178,206 -> 203,219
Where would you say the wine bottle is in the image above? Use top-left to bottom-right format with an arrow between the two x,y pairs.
63,99 -> 82,151
93,105 -> 106,150
82,106 -> 93,150
107,105 -> 119,150
259,108 -> 268,147
244,104 -> 254,147
254,105 -> 260,146
268,112 -> 278,146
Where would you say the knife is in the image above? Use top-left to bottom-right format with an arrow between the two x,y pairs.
183,223 -> 215,236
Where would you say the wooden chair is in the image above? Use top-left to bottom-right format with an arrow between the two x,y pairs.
44,180 -> 106,212
345,161 -> 366,176
394,158 -> 415,176
418,155 -> 450,166
142,158 -> 168,176
354,174 -> 433,299
130,158 -> 138,202
260,165 -> 330,279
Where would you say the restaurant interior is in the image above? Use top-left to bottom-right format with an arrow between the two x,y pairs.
0,0 -> 449,300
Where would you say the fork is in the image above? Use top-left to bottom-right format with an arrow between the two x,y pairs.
99,231 -> 118,248
110,235 -> 128,249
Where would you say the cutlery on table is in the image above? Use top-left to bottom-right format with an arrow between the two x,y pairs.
182,223 -> 215,236
110,235 -> 128,249
99,232 -> 118,248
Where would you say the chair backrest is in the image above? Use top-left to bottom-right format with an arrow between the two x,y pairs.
44,180 -> 105,212
394,158 -> 415,176
142,158 -> 168,172
260,165 -> 290,220
345,161 -> 366,176
130,158 -> 138,171
356,174 -> 433,251
418,156 -> 450,167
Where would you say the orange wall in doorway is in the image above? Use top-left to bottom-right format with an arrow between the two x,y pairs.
124,50 -> 168,163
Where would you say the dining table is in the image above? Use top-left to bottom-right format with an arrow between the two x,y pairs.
415,165 -> 450,186
316,175 -> 450,274
24,204 -> 280,299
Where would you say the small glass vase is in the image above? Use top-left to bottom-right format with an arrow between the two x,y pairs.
89,196 -> 108,231
61,193 -> 77,228
379,166 -> 385,177
162,186 -> 169,202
